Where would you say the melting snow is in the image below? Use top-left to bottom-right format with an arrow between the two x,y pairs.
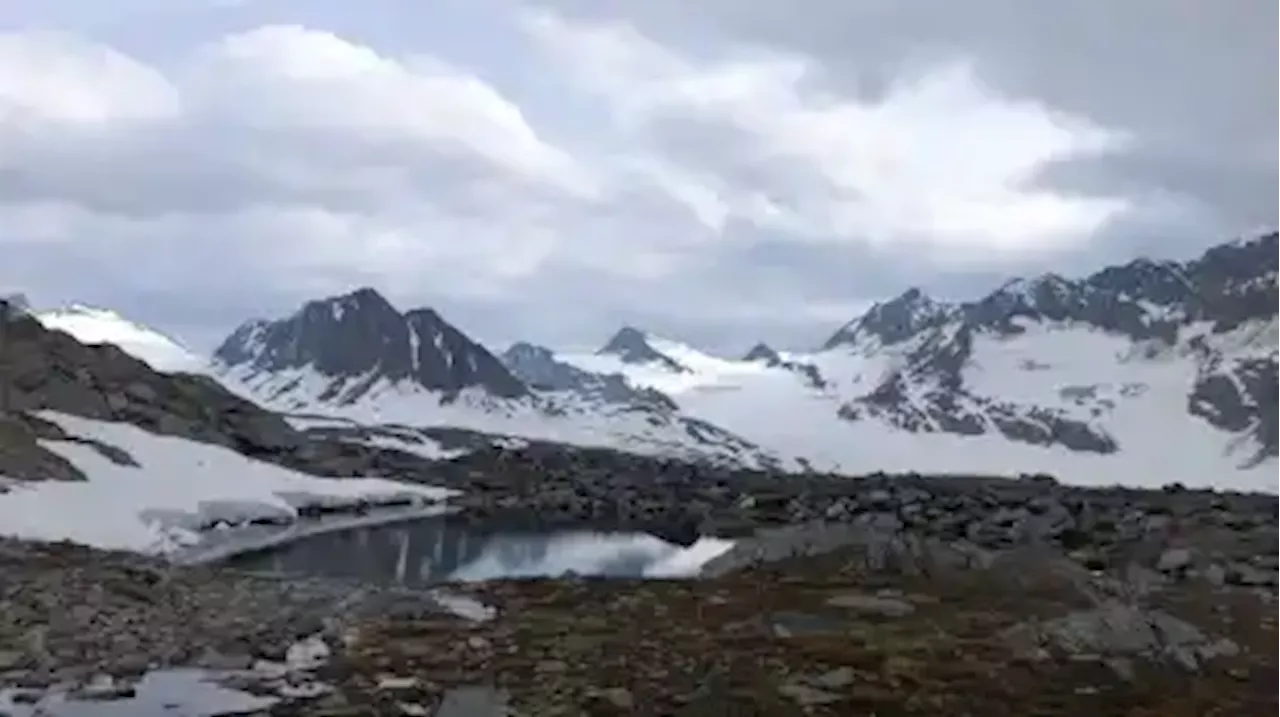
0,413 -> 456,553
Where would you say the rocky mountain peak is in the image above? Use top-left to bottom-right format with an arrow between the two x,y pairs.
213,289 -> 526,401
743,342 -> 780,363
501,341 -> 677,410
824,287 -> 957,350
597,326 -> 688,373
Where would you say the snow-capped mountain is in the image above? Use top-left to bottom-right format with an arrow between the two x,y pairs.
213,287 -> 526,402
501,341 -> 677,411
742,342 -> 828,390
20,231 -> 1277,491
826,232 -> 1276,468
556,232 -> 1278,491
597,326 -> 689,373
211,289 -> 775,466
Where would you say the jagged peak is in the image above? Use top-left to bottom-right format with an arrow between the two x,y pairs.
598,325 -> 649,351
293,286 -> 401,323
743,342 -> 780,362
824,288 -> 956,350
988,272 -> 1079,305
597,325 -> 688,372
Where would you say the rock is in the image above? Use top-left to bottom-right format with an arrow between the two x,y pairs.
809,667 -> 855,689
1225,562 -> 1276,587
824,592 -> 916,617
1001,600 -> 1241,671
587,686 -> 635,710
779,680 -> 842,706
769,611 -> 847,638
1157,548 -> 1194,573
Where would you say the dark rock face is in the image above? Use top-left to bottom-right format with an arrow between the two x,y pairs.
501,342 -> 677,411
213,287 -> 526,401
404,309 -> 525,398
743,342 -> 780,362
596,327 -> 688,373
825,232 -> 1278,461
743,342 -> 827,389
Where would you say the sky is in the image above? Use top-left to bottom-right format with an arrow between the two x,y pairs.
1,0 -> 1275,355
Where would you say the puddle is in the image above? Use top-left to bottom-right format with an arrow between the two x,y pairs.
0,669 -> 278,717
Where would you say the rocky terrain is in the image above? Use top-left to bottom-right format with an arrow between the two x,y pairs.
0,466 -> 1276,716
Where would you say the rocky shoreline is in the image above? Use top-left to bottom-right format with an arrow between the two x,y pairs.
1,450 -> 1277,715
442,446 -> 1278,584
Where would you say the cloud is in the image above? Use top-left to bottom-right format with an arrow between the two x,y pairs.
523,11 -> 1128,261
528,0 -> 1277,254
0,24 -> 606,326
0,1 -> 1273,355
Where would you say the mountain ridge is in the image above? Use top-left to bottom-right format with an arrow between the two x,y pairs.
208,290 -> 776,467
20,230 -> 1278,488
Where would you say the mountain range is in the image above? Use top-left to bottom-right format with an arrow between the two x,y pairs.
21,231 -> 1278,490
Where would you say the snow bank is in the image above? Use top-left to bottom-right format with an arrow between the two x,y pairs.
34,305 -> 205,373
0,412 -> 457,554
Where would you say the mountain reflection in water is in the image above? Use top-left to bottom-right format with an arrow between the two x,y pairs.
224,516 -> 735,586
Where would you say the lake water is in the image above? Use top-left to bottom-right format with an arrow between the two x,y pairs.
222,515 -> 736,586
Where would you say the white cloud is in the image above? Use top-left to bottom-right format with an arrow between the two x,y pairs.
0,31 -> 180,124
0,23 -> 611,304
189,25 -> 596,196
523,12 -> 1128,259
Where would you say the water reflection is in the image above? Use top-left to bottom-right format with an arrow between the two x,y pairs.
224,516 -> 734,586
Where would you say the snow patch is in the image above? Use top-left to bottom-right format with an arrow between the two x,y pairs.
0,413 -> 456,553
34,304 -> 205,373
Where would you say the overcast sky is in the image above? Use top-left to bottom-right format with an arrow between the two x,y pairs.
1,0 -> 1275,355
